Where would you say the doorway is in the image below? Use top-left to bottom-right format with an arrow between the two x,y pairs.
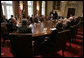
67,8 -> 75,18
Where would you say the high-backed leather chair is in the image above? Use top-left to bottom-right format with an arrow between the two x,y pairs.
70,18 -> 81,45
56,29 -> 71,56
36,29 -> 71,57
1,23 -> 9,47
9,33 -> 32,57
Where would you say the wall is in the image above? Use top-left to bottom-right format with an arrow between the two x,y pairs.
64,1 -> 83,18
1,1 -> 83,19
46,1 -> 83,18
77,1 -> 83,17
47,1 -> 53,16
64,2 -> 78,18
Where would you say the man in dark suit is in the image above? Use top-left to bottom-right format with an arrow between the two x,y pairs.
69,17 -> 75,26
29,15 -> 34,23
62,19 -> 71,29
1,15 -> 8,23
73,17 -> 79,25
50,10 -> 54,16
9,15 -> 14,23
17,20 -> 32,33
56,20 -> 64,31
34,14 -> 39,23
53,11 -> 58,19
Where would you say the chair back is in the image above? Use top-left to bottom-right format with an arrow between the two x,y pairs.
56,29 -> 71,49
76,17 -> 81,27
70,25 -> 78,38
1,23 -> 8,37
9,33 -> 32,57
49,30 -> 58,42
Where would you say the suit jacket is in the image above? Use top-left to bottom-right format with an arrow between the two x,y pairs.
34,18 -> 39,23
50,11 -> 54,16
1,18 -> 8,23
30,17 -> 33,23
17,25 -> 32,33
56,23 -> 63,31
53,13 -> 58,19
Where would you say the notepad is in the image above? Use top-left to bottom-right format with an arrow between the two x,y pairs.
50,28 -> 56,31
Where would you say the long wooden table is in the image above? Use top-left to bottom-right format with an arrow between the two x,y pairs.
9,20 -> 57,37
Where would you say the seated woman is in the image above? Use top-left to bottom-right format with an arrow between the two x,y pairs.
49,14 -> 54,20
17,20 -> 32,33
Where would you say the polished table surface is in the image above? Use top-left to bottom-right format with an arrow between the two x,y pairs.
9,20 -> 57,37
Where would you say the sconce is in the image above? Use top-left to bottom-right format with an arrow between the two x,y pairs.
20,5 -> 23,10
20,1 -> 23,10
37,5 -> 39,11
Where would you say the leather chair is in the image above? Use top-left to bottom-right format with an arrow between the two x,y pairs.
9,33 -> 32,57
70,18 -> 81,46
56,29 -> 71,56
36,29 -> 71,57
1,23 -> 9,47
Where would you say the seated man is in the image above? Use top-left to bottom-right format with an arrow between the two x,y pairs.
69,17 -> 74,26
69,16 -> 79,26
73,17 -> 79,25
11,17 -> 17,30
34,14 -> 39,23
53,11 -> 58,19
9,15 -> 15,23
40,15 -> 45,22
29,15 -> 34,23
17,20 -> 32,33
41,15 -> 45,21
62,18 -> 71,29
1,23 -> 8,47
1,15 -> 8,23
56,20 -> 64,31
27,16 -> 31,25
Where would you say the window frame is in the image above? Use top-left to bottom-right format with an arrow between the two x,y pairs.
1,1 -> 14,19
27,1 -> 33,17
41,1 -> 45,15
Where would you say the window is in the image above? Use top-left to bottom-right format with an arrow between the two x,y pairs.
6,6 -> 13,19
53,1 -> 60,10
1,1 -> 12,4
2,5 -> 5,15
41,1 -> 45,15
27,1 -> 33,17
1,1 -> 14,19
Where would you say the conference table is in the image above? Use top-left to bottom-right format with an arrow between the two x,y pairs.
9,20 -> 58,37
